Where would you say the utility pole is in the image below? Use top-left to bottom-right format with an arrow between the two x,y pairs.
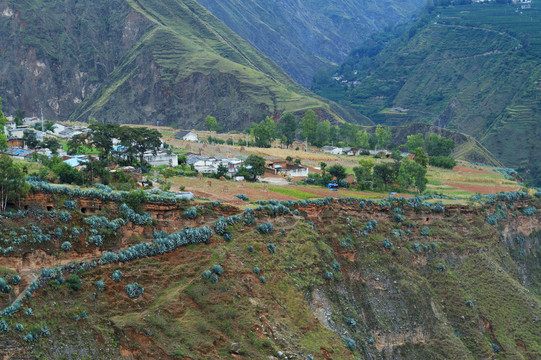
40,107 -> 44,132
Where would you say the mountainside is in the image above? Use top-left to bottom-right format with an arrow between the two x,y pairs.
196,0 -> 425,87
0,0 -> 369,130
1,186 -> 541,358
313,3 -> 541,185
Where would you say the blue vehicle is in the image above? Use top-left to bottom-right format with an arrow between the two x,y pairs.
327,183 -> 338,191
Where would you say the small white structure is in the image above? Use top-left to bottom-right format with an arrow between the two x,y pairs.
52,123 -> 67,135
267,161 -> 309,178
175,130 -> 199,142
143,151 -> 178,167
193,157 -> 241,176
321,146 -> 342,155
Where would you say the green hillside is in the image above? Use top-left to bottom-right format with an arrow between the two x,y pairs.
313,3 -> 541,185
0,0 -> 369,130
196,0 -> 425,87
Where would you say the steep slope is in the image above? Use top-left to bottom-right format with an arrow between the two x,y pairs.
313,3 -> 541,185
1,185 -> 540,359
0,0 -> 368,130
196,0 -> 425,87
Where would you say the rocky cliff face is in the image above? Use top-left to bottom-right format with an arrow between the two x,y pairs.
0,0 -> 367,130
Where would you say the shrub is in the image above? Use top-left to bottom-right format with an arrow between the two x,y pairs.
111,270 -> 123,282
522,206 -> 538,216
211,265 -> 224,276
213,217 -> 228,236
10,275 -> 21,286
202,270 -> 212,279
267,243 -> 276,254
466,300 -> 474,307
420,227 -> 430,236
210,274 -> 219,284
14,323 -> 24,332
95,280 -> 105,291
234,194 -> 249,201
182,207 -> 198,219
223,233 -> 233,242
81,311 -> 87,319
25,308 -> 33,316
324,272 -> 334,280
0,278 -> 11,293
0,320 -> 8,333
382,238 -> 393,250
436,264 -> 446,272
331,262 -> 341,271
126,282 -> 144,299
345,317 -> 356,327
344,337 -> 356,351
63,200 -> 77,210
248,245 -> 254,253
429,156 -> 456,169
253,267 -> 260,275
259,276 -> 266,284
40,326 -> 50,337
258,223 -> 274,234
58,211 -> 72,223
23,332 -> 38,342
67,274 -> 82,291
491,343 -> 500,353
61,241 -> 72,252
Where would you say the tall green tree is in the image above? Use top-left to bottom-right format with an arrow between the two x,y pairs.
205,116 -> 220,132
252,116 -> 276,148
278,113 -> 297,148
89,123 -> 120,160
398,158 -> 427,193
373,162 -> 399,191
237,155 -> 266,181
67,133 -> 88,155
425,134 -> 455,156
23,130 -> 39,149
329,125 -> 340,145
375,125 -> 392,149
0,155 -> 30,212
328,164 -> 347,181
41,137 -> 61,155
300,109 -> 318,145
315,120 -> 331,146
405,133 -> 424,153
119,127 -> 162,166
353,158 -> 374,189
413,147 -> 428,168
355,130 -> 370,149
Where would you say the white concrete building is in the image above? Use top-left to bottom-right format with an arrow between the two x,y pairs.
143,151 -> 178,167
175,130 -> 199,142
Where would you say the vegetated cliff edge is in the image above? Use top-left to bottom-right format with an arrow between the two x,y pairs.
0,189 -> 540,359
0,0 -> 369,130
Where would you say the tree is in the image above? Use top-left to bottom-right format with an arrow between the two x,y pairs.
375,125 -> 392,149
216,163 -> 228,178
89,123 -> 120,160
205,116 -> 220,132
278,113 -> 297,148
413,147 -> 428,168
330,125 -> 340,145
355,130 -> 370,149
328,164 -> 347,181
118,127 -> 162,166
320,162 -> 327,175
405,133 -> 424,153
425,134 -> 455,156
0,99 -> 7,151
41,137 -> 61,155
237,155 -> 266,181
340,123 -> 358,145
23,130 -> 39,149
67,134 -> 88,155
373,162 -> 399,191
315,120 -> 331,147
252,117 -> 276,148
0,155 -> 30,212
52,162 -> 83,184
300,110 -> 318,145
352,158 -> 374,189
398,158 -> 427,193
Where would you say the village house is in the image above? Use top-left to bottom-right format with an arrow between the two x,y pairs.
267,160 -> 309,178
192,157 -> 242,176
175,130 -> 199,142
143,151 -> 179,167
321,146 -> 342,155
